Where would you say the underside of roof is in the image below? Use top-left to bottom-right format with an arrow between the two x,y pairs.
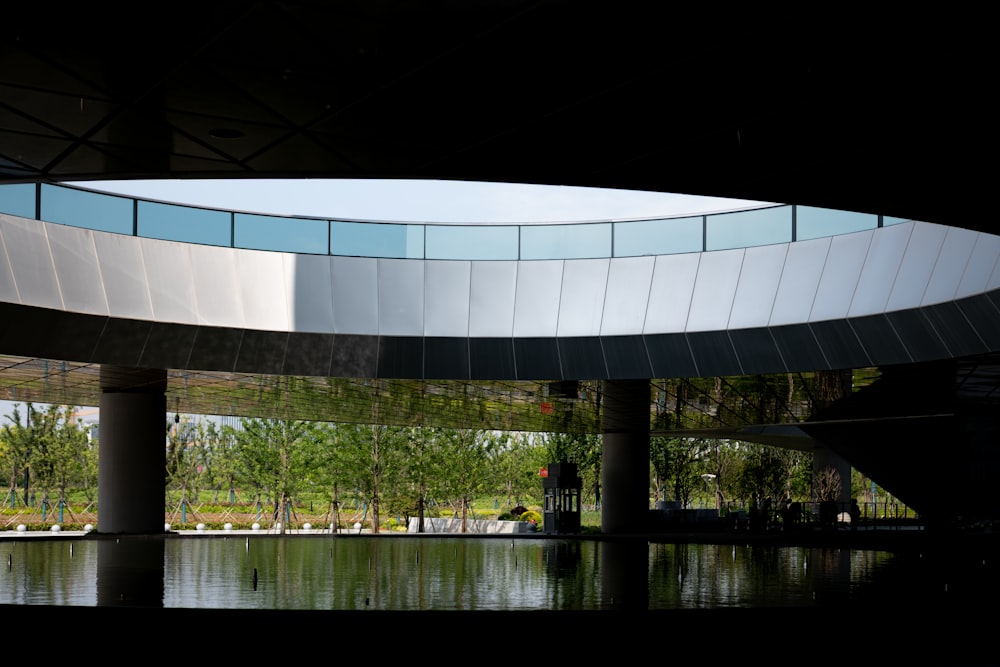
1,3 -> 992,230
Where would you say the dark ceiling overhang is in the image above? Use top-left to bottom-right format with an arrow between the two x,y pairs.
1,3 -> 992,232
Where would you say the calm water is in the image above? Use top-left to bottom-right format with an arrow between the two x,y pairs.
2,534 -> 986,612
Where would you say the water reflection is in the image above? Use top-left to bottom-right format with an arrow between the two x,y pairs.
0,535 -> 956,612
98,538 -> 165,607
647,542 -> 858,609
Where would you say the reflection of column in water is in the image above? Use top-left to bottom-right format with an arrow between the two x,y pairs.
600,539 -> 649,610
97,536 -> 165,607
807,547 -> 852,606
544,541 -> 583,577
366,537 -> 379,609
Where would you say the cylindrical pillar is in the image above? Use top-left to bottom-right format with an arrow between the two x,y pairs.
601,379 -> 650,534
98,366 -> 167,534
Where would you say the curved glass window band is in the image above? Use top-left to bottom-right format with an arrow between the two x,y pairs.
40,183 -> 133,235
0,184 -> 919,261
614,216 -> 704,256
139,200 -> 232,247
426,225 -> 519,260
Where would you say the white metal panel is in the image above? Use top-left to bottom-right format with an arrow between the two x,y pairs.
332,256 -> 378,335
886,221 -> 947,312
957,232 -> 1000,298
47,224 -> 107,316
602,256 -> 655,336
644,253 -> 699,334
141,238 -> 199,324
771,237 -> 828,325
469,260 -> 517,337
686,249 -> 743,332
811,230 -> 872,321
0,216 -> 19,304
236,249 -> 289,332
989,249 -> 1000,292
424,260 -> 471,337
190,244 -> 244,328
557,258 -> 609,336
729,243 -> 786,329
849,223 -> 911,317
2,215 -> 62,310
285,254 -> 335,333
93,228 -> 153,320
922,225 -> 978,306
378,258 -> 424,336
512,260 -> 563,337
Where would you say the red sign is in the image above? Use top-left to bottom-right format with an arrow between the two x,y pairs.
540,402 -> 553,414
539,468 -> 549,477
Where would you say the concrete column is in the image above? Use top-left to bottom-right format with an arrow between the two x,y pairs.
98,366 -> 167,534
601,379 -> 650,534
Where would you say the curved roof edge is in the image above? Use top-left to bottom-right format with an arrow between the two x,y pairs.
2,216 -> 999,381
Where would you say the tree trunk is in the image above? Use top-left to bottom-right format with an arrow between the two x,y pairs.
277,495 -> 288,534
417,493 -> 425,533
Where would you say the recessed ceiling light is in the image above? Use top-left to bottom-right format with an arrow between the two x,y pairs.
209,128 -> 244,140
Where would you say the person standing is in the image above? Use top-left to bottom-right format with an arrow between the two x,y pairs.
849,498 -> 861,530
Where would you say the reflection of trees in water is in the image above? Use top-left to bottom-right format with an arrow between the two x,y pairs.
13,537 -> 981,612
542,540 -> 591,609
648,543 -> 819,609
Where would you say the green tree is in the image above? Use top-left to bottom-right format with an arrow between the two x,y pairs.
730,441 -> 805,507
1,404 -> 38,508
329,422 -> 408,533
76,419 -> 99,503
195,419 -> 242,504
394,426 -> 449,533
435,427 -> 490,532
304,422 -> 352,529
649,436 -> 711,509
28,405 -> 90,511
227,417 -> 321,534
166,415 -> 200,510
483,431 -> 543,509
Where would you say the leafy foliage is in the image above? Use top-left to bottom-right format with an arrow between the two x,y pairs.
1,383 -> 898,529
223,417 -> 324,533
0,403 -> 94,507
650,436 -> 711,508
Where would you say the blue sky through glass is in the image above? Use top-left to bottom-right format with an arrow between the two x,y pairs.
77,179 -> 771,223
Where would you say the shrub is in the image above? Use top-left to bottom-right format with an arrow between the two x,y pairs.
519,510 -> 542,525
384,517 -> 408,531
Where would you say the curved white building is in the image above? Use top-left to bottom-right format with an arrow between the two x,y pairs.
3,183 -> 1000,532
